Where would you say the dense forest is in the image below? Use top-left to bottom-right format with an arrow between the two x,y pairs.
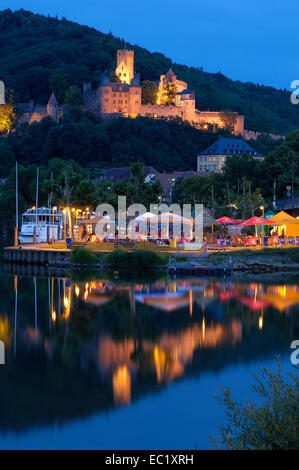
0,8 -> 298,135
1,109 -> 229,175
0,107 -> 283,178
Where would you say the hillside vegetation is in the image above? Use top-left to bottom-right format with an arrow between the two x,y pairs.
0,8 -> 298,135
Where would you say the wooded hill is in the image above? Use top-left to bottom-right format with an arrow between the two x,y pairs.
0,8 -> 298,135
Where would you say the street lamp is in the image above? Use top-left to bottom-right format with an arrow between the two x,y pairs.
260,205 -> 265,246
52,206 -> 57,247
75,209 -> 81,239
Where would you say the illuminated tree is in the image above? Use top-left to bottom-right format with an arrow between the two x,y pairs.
161,83 -> 177,105
0,103 -> 17,135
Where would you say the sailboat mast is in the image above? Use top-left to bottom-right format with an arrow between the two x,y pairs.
35,167 -> 39,226
15,162 -> 18,247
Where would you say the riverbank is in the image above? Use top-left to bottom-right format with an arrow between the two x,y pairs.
4,245 -> 299,274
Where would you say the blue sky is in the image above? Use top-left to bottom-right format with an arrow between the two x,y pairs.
5,0 -> 298,90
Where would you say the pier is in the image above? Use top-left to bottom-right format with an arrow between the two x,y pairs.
3,246 -> 71,266
168,265 -> 231,277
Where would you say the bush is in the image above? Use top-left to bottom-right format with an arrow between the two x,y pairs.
105,249 -> 163,268
69,247 -> 98,265
212,360 -> 299,450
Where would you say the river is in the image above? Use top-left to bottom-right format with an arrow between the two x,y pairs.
0,266 -> 297,449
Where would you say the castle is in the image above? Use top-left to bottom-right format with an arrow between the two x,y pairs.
19,49 -> 245,135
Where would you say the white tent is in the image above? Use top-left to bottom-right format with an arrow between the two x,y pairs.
135,212 -> 156,222
150,212 -> 191,224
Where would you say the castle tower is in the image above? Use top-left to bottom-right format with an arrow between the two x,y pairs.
175,90 -> 196,122
47,93 -> 59,121
116,50 -> 134,84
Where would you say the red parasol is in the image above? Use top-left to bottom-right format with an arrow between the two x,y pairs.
216,217 -> 239,224
236,216 -> 273,227
238,296 -> 272,311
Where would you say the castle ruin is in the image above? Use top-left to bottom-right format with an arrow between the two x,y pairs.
19,49 -> 245,136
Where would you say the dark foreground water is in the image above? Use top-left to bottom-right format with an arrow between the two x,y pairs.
0,265 -> 298,450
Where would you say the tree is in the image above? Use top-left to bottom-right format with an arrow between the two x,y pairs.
141,81 -> 158,105
109,72 -> 121,83
0,103 -> 17,135
212,361 -> 299,450
49,69 -> 70,103
41,158 -> 95,208
0,138 -> 15,176
245,184 -> 264,217
160,83 -> 177,105
65,86 -> 82,107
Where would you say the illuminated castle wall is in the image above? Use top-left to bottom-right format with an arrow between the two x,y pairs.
19,49 -> 245,136
82,49 -> 245,136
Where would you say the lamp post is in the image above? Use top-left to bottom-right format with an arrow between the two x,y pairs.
75,209 -> 81,239
52,206 -> 57,247
62,209 -> 66,240
260,205 -> 264,246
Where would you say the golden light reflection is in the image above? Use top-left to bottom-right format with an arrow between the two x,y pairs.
0,315 -> 12,346
202,316 -> 205,341
113,365 -> 131,405
52,310 -> 56,322
75,285 -> 80,297
258,315 -> 263,330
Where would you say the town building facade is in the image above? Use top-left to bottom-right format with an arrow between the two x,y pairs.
197,137 -> 264,172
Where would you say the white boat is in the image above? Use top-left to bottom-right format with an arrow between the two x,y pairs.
19,207 -> 64,244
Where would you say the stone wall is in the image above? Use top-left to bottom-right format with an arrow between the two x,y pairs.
243,129 -> 285,141
139,104 -> 182,119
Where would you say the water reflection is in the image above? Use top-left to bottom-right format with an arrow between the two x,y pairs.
0,269 -> 298,432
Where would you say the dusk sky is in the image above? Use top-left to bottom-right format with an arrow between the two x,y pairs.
5,0 -> 299,90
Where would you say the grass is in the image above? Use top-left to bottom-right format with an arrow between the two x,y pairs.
209,247 -> 299,263
105,249 -> 166,268
69,247 -> 99,265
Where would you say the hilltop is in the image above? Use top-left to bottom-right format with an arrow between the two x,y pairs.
0,8 -> 298,135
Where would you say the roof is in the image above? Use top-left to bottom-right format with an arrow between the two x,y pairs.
111,83 -> 130,92
167,68 -> 176,77
100,72 -> 110,86
199,137 -> 263,157
98,166 -> 159,181
176,89 -> 194,95
270,211 -> 297,222
83,215 -> 110,226
276,197 -> 299,211
48,93 -> 58,106
96,167 -> 208,196
131,73 -> 140,87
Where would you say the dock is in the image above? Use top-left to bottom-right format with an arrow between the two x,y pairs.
168,264 -> 231,277
3,246 -> 71,266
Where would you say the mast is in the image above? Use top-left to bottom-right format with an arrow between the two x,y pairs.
14,162 -> 18,247
35,167 -> 39,226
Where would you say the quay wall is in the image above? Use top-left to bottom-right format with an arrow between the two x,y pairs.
3,247 -> 71,266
